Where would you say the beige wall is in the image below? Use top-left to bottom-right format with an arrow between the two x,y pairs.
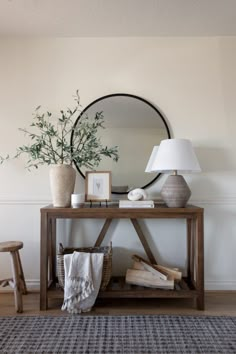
0,37 -> 236,290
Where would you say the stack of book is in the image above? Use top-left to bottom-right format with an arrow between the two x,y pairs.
119,200 -> 154,208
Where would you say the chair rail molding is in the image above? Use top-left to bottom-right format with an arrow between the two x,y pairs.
0,198 -> 51,205
0,196 -> 236,206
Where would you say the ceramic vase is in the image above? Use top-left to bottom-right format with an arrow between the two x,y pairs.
49,164 -> 76,207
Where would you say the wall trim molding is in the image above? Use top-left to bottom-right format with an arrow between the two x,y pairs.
1,196 -> 236,206
0,280 -> 40,292
191,197 -> 236,205
0,280 -> 235,291
205,281 -> 236,291
25,280 -> 40,290
28,280 -> 236,291
0,199 -> 51,205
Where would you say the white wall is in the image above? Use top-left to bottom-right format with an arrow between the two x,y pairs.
0,37 -> 236,290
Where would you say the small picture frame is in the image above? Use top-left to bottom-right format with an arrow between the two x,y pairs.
85,171 -> 111,201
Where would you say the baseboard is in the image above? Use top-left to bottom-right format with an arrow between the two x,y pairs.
1,280 -> 235,293
205,281 -> 236,291
0,280 -> 39,292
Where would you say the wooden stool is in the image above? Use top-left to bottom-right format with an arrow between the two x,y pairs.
0,241 -> 27,313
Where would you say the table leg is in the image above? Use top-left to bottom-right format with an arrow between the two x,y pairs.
196,212 -> 204,310
50,218 -> 57,282
186,218 -> 192,280
190,218 -> 195,286
40,211 -> 49,310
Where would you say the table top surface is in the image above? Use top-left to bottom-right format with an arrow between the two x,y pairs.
41,203 -> 203,217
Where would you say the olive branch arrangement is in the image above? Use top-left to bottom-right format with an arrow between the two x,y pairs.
1,91 -> 119,170
0,155 -> 8,164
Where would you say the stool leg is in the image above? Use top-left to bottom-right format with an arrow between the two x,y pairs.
10,251 -> 23,313
16,250 -> 27,295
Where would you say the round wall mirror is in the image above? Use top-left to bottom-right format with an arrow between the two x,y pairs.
71,93 -> 170,194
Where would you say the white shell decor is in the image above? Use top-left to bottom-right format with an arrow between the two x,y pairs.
128,188 -> 147,201
49,164 -> 76,207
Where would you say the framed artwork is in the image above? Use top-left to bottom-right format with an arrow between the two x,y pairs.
85,171 -> 111,201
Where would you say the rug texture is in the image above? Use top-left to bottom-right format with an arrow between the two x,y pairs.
0,315 -> 235,354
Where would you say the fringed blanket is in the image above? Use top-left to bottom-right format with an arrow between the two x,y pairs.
61,251 -> 104,314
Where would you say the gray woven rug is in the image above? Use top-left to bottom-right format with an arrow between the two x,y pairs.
0,315 -> 235,354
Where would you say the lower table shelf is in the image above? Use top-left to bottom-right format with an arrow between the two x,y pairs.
48,276 -> 198,301
99,276 -> 197,299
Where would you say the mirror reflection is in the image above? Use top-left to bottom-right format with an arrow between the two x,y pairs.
72,94 -> 170,194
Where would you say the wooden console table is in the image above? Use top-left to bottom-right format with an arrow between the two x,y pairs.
40,204 -> 204,311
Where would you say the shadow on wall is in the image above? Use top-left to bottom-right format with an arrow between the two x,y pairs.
112,247 -> 138,276
204,204 -> 236,284
195,146 -> 234,172
187,146 -> 236,199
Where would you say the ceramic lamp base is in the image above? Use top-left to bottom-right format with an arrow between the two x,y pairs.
161,174 -> 191,208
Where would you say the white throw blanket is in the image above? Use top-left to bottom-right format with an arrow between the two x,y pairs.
61,251 -> 104,314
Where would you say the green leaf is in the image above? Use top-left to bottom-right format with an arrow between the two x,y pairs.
11,90 -> 119,170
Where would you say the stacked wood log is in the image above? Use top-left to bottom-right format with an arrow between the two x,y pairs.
125,254 -> 182,290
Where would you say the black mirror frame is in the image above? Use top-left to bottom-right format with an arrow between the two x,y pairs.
70,93 -> 171,194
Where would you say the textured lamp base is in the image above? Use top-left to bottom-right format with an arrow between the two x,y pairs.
161,175 -> 191,208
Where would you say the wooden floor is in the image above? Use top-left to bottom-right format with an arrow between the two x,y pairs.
0,291 -> 235,316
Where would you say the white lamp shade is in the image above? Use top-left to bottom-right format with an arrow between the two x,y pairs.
149,138 -> 201,173
145,146 -> 159,172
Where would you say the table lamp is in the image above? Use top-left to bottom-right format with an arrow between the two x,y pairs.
145,139 -> 201,207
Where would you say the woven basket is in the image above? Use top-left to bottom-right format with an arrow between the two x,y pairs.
57,243 -> 112,291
